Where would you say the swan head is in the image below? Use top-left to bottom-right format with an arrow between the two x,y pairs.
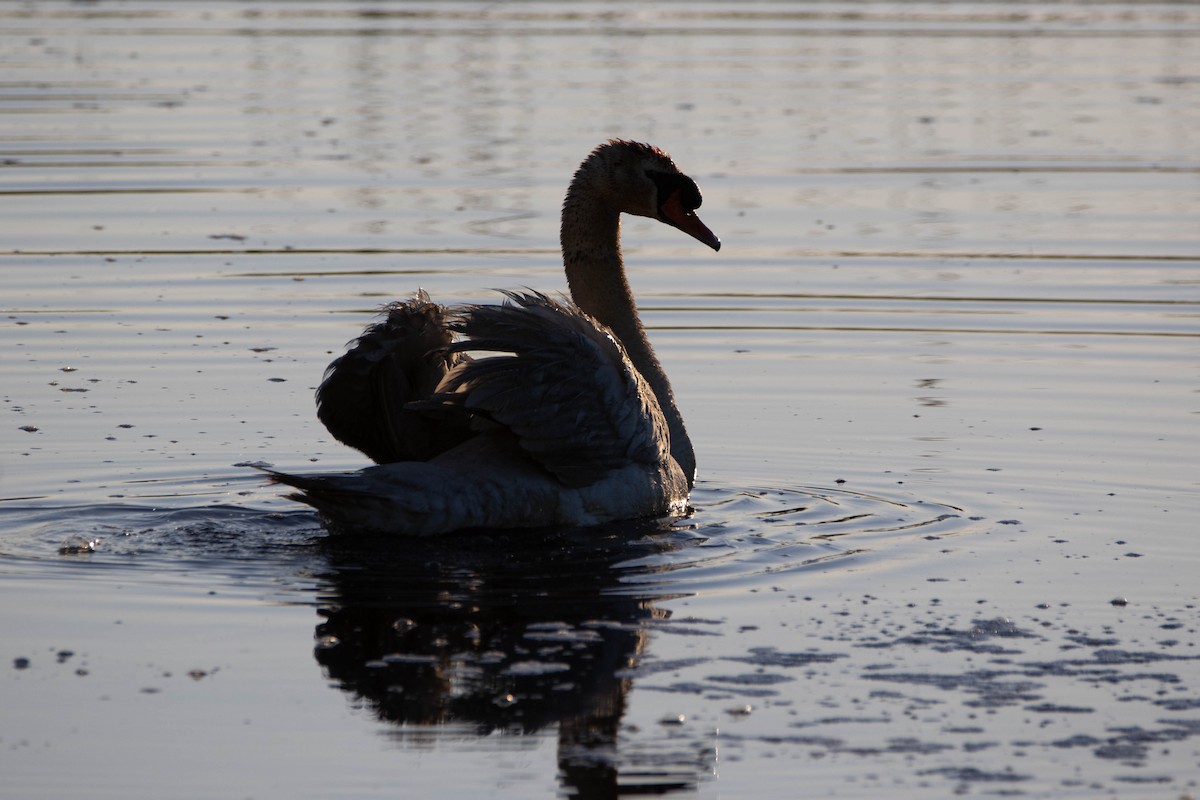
586,139 -> 721,252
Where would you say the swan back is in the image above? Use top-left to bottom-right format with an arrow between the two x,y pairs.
433,290 -> 672,488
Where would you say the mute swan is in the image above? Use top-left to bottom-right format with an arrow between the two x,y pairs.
268,140 -> 720,535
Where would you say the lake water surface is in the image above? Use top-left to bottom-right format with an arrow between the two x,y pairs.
2,3 -> 1199,798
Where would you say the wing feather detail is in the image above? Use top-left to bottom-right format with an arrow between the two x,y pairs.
315,290 -> 469,464
435,290 -> 670,488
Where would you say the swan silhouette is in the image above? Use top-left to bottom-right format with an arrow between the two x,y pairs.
269,140 -> 720,535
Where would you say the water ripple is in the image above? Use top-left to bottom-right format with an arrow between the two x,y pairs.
621,482 -> 974,593
0,481 -> 977,598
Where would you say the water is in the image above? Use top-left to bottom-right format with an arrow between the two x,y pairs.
2,2 -> 1199,798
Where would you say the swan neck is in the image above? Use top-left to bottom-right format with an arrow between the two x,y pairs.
561,181 -> 696,486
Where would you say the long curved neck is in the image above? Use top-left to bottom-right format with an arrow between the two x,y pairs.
560,172 -> 696,487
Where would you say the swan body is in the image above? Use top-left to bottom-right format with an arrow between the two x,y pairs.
269,140 -> 720,536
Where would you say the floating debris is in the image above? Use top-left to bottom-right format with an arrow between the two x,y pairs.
59,536 -> 100,555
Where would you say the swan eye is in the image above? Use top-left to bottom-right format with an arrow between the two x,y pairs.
646,170 -> 703,212
679,180 -> 703,211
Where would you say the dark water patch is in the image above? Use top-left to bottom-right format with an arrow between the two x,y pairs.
1051,734 -> 1103,749
706,672 -> 794,687
1113,774 -> 1175,785
858,615 -> 1039,654
700,587 -> 1200,792
1155,697 -> 1200,711
643,681 -> 783,700
917,766 -> 1031,784
864,670 -> 1046,708
723,646 -> 846,669
1064,632 -> 1120,648
792,715 -> 891,729
1025,702 -> 1094,714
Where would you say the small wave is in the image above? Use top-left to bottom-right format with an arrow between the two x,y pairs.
0,480 -> 979,598
607,481 -> 977,594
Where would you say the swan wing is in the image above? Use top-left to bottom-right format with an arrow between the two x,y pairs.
316,291 -> 469,464
435,290 -> 670,488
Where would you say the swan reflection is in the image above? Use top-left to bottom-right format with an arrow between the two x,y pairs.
311,519 -> 700,796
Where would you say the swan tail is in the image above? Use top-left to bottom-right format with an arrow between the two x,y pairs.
261,450 -> 561,537
263,466 -> 466,536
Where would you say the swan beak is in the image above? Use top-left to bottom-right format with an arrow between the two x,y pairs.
660,190 -> 722,251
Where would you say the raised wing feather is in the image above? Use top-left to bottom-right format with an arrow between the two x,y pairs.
435,290 -> 670,488
316,291 -> 470,464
